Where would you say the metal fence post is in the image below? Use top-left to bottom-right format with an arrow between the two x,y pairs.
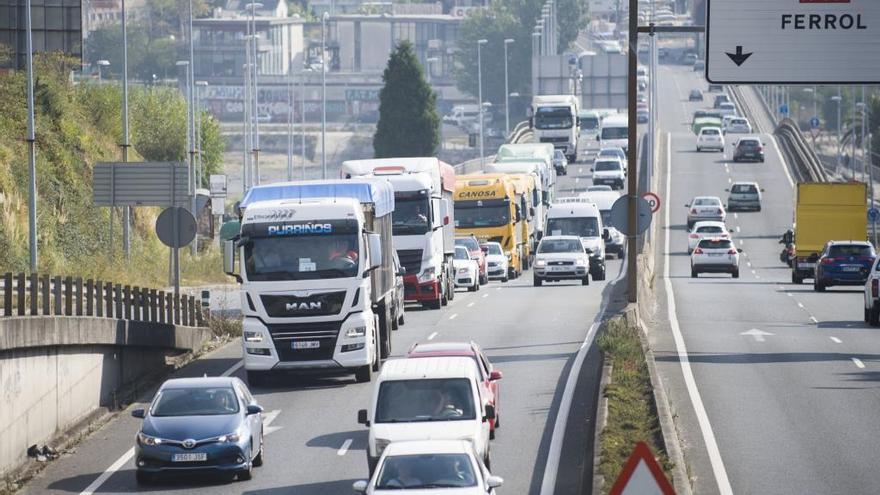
41,274 -> 50,315
16,272 -> 25,316
53,276 -> 62,315
75,277 -> 83,316
63,276 -> 72,316
3,273 -> 11,316
86,279 -> 94,316
105,281 -> 113,318
132,286 -> 140,321
30,272 -> 38,315
114,284 -> 123,319
158,290 -> 166,323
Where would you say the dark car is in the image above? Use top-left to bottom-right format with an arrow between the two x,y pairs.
455,235 -> 488,284
713,94 -> 731,109
814,241 -> 876,292
732,138 -> 765,162
689,89 -> 704,102
708,83 -> 724,92
131,377 -> 264,484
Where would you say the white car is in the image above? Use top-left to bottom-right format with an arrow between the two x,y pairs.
691,238 -> 741,278
591,157 -> 626,190
597,147 -> 628,171
453,246 -> 480,291
696,127 -> 725,152
864,255 -> 880,325
481,242 -> 509,282
533,236 -> 591,286
688,221 -> 731,254
717,102 -> 737,117
353,440 -> 503,494
723,117 -> 752,134
686,196 -> 726,229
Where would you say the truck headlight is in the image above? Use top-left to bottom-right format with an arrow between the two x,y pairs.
418,267 -> 436,283
244,331 -> 263,343
576,259 -> 588,266
345,326 -> 367,338
535,260 -> 546,267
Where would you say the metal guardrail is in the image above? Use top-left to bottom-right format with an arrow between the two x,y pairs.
0,272 -> 204,327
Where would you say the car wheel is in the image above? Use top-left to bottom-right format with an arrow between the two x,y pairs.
252,437 -> 264,467
355,364 -> 373,383
696,146 -> 701,152
247,370 -> 268,387
391,305 -> 400,331
814,279 -> 826,292
732,269 -> 740,278
582,275 -> 590,286
469,280 -> 478,292
691,267 -> 698,278
398,311 -> 405,326
502,275 -> 509,283
871,304 -> 880,326
865,307 -> 870,323
237,462 -> 253,481
533,276 -> 542,287
135,471 -> 152,485
792,271 -> 803,284
441,278 -> 449,306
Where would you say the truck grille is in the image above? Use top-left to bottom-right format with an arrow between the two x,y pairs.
261,291 -> 346,318
266,321 -> 341,362
397,249 -> 423,276
540,137 -> 568,143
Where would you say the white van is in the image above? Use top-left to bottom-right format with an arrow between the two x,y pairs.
598,114 -> 629,152
545,202 -> 607,280
357,357 -> 493,473
444,105 -> 491,129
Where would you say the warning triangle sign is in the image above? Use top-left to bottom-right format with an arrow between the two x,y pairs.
608,442 -> 676,495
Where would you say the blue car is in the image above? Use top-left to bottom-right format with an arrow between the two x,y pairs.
131,377 -> 264,484
814,241 -> 876,292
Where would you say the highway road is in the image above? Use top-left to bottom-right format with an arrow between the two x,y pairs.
22,158 -> 625,494
649,62 -> 880,494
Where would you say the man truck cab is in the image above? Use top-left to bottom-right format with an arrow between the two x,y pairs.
530,94 -> 581,162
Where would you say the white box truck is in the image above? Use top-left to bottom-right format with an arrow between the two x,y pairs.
341,157 -> 457,310
223,179 -> 398,385
530,94 -> 581,162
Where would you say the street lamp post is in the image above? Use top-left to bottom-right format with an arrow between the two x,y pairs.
242,62 -> 251,192
287,67 -> 294,182
321,11 -> 330,179
25,0 -> 38,271
532,32 -> 542,96
195,80 -> 208,189
477,39 -> 488,167
426,57 -> 441,154
176,61 -> 196,255
832,93 -> 842,175
247,3 -> 264,186
503,39 -> 514,137
121,0 -> 131,261
301,67 -> 311,180
96,59 -> 110,82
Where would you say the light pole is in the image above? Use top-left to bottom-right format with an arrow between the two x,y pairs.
321,11 -> 330,179
96,59 -> 110,82
195,80 -> 208,189
832,93 -> 842,175
301,67 -> 312,180
532,32 -> 541,96
242,61 -> 251,192
426,57 -> 441,154
25,0 -> 38,271
287,66 -> 294,182
246,3 -> 264,186
176,60 -> 196,254
121,0 -> 131,261
477,39 -> 488,167
503,39 -> 513,137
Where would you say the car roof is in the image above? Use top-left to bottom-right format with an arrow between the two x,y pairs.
827,240 -> 872,246
409,342 -> 476,356
160,377 -> 237,390
693,196 -> 722,202
693,220 -> 726,228
379,356 -> 479,381
541,235 -> 582,242
480,241 -> 502,247
731,181 -> 759,186
700,126 -> 722,132
382,440 -> 475,457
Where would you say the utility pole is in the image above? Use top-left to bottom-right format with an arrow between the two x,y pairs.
626,0 -> 638,303
248,3 -> 264,186
321,11 -> 330,179
187,0 -> 198,256
477,39 -> 488,168
287,66 -> 294,181
832,92 -> 842,176
301,68 -> 309,180
25,0 -> 38,272
504,39 -> 513,137
121,0 -> 131,261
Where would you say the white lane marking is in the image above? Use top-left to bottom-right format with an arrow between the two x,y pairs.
337,438 -> 353,456
747,261 -> 752,267
80,448 -> 135,495
221,359 -> 244,377
830,336 -> 842,344
263,409 -> 283,435
787,293 -> 794,297
736,226 -> 741,233
741,328 -> 773,342
427,332 -> 438,340
482,293 -> 489,298
797,302 -> 805,309
778,285 -> 785,291
739,239 -> 744,245
576,177 -> 580,183
496,287 -> 502,291
728,177 -> 732,184
770,134 -> 795,188
755,275 -> 761,280
751,270 -> 756,275
467,302 -> 475,308
449,313 -> 458,320
852,357 -> 866,369
733,213 -> 738,219
661,132 -> 734,495
809,316 -> 819,324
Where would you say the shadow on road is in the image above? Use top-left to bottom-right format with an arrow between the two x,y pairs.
243,479 -> 361,495
306,430 -> 367,452
48,469 -> 236,493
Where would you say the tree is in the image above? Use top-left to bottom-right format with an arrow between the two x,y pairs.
374,41 -> 440,158
556,0 -> 586,53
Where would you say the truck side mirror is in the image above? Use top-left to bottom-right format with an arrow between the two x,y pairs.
529,207 -> 536,217
528,117 -> 534,129
602,228 -> 610,241
223,240 -> 241,282
357,409 -> 370,426
367,233 -> 382,270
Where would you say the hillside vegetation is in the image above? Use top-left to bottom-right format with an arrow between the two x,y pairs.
0,54 -> 227,287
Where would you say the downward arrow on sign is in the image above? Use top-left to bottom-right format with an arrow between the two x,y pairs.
740,328 -> 773,342
263,409 -> 283,435
726,46 -> 753,67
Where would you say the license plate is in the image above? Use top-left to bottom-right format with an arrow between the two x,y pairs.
799,262 -> 816,269
172,453 -> 207,462
292,341 -> 320,350
549,266 -> 569,272
708,253 -> 723,257
843,266 -> 861,272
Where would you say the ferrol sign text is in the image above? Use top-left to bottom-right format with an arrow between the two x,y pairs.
706,0 -> 880,83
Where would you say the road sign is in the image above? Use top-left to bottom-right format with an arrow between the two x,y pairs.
706,0 -> 880,84
609,196 -> 653,236
155,207 -> 197,248
779,104 -> 789,116
868,207 -> 880,224
93,162 -> 190,207
210,174 -> 228,197
608,442 -> 675,495
642,192 -> 661,213
810,116 -> 821,129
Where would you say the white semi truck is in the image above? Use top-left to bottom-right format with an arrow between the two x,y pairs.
341,157 -> 457,310
530,94 -> 581,162
223,179 -> 397,384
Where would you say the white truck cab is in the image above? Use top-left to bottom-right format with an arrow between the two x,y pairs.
530,95 -> 581,162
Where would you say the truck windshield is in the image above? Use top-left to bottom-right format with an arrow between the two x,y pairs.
546,217 -> 600,237
455,204 -> 511,228
393,195 -> 431,236
580,116 -> 599,130
601,127 -> 627,140
244,235 -> 359,281
535,106 -> 574,129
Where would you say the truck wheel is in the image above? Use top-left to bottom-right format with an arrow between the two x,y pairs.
391,304 -> 400,331
533,276 -> 542,287
582,276 -> 590,286
447,272 -> 455,302
865,307 -> 870,323
732,269 -> 740,279
355,364 -> 373,383
378,305 -> 391,360
870,304 -> 880,326
441,278 -> 449,306
247,370 -> 268,387
792,271 -> 803,284
593,265 -> 606,281
522,255 -> 530,271
814,279 -> 825,292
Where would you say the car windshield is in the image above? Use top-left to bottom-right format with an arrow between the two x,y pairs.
698,239 -> 733,249
697,225 -> 725,234
595,161 -> 621,171
601,126 -> 627,140
244,233 -> 359,282
581,115 -> 599,130
731,184 -> 757,194
538,239 -> 584,253
554,150 -> 565,159
702,129 -> 720,136
454,204 -> 511,228
547,217 -> 600,237
739,140 -> 760,148
375,379 -> 476,423
589,185 -> 613,191
693,198 -> 721,206
151,387 -> 239,417
454,247 -> 470,260
732,119 -> 747,125
483,244 -> 503,255
828,245 -> 874,258
599,149 -> 624,159
376,454 -> 477,489
535,106 -> 573,129
393,194 -> 431,236
455,238 -> 479,252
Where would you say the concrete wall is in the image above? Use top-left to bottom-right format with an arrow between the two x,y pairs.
0,317 -> 211,479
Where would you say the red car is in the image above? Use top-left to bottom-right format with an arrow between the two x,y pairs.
406,341 -> 503,438
455,236 -> 488,285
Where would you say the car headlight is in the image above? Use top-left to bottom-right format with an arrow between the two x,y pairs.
137,432 -> 164,446
243,331 -> 263,343
375,438 -> 391,456
576,259 -> 588,266
217,430 -> 243,443
535,260 -> 547,267
418,267 -> 436,283
345,325 -> 367,338
457,268 -> 469,275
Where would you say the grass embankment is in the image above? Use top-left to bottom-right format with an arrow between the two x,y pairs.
596,317 -> 673,492
0,55 -> 228,288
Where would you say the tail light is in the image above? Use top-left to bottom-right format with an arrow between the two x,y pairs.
873,279 -> 879,298
728,249 -> 737,255
693,248 -> 703,254
689,234 -> 700,239
821,257 -> 835,265
690,209 -> 698,215
757,146 -> 763,152
716,208 -> 724,214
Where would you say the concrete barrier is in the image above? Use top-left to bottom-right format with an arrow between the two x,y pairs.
0,317 -> 211,480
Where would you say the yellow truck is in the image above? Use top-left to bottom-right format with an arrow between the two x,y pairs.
791,182 -> 867,284
454,173 -> 525,279
508,173 -> 538,268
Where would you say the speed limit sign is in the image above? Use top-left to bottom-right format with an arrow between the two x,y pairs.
642,192 -> 661,213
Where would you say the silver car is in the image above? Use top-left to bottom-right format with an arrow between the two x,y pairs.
686,196 -> 726,230
726,182 -> 763,212
533,236 -> 591,286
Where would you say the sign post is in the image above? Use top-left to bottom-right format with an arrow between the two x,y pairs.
706,0 -> 880,84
